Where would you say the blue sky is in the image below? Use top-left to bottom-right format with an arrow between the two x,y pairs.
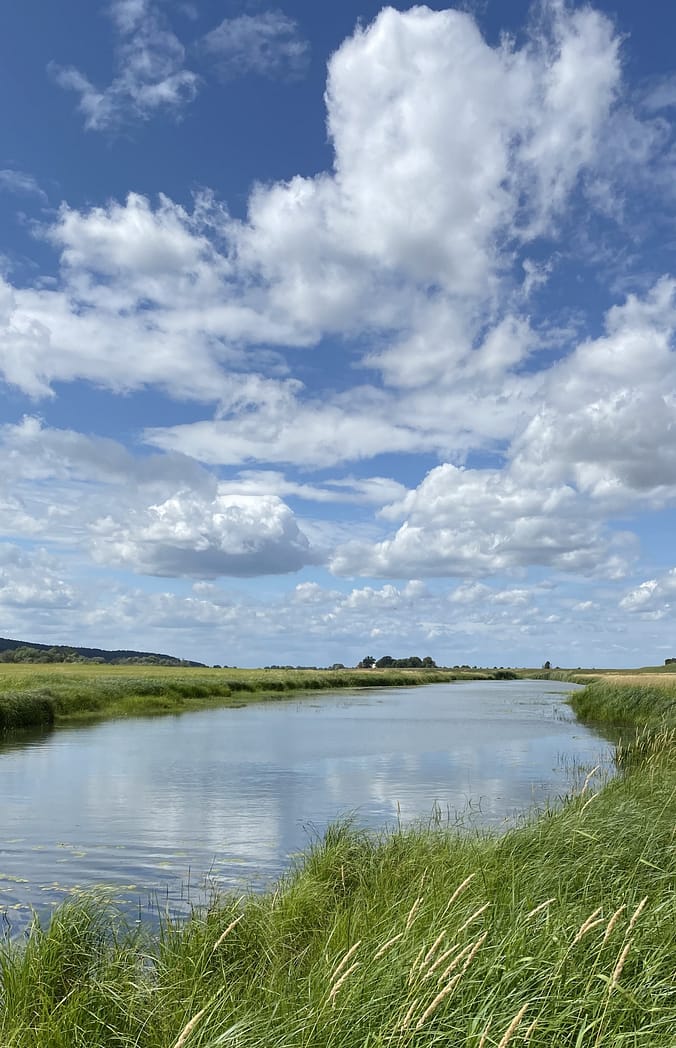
1,0 -> 676,668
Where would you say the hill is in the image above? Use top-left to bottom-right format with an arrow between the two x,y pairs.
0,637 -> 205,667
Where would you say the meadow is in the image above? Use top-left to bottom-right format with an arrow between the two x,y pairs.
0,663 -> 510,731
0,673 -> 674,1046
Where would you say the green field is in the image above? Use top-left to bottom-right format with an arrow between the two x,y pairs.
1,673 -> 674,1046
0,663 -> 513,731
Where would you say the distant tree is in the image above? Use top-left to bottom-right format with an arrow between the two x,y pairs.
358,656 -> 376,668
375,655 -> 395,668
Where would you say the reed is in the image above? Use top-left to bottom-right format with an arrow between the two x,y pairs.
0,663 -> 483,731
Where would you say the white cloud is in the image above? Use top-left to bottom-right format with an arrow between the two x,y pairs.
331,462 -> 631,580
327,275 -> 676,581
5,2 -> 623,408
90,491 -> 317,578
0,544 -> 78,611
50,0 -> 199,131
620,571 -> 676,615
511,279 -> 676,505
2,1 -> 676,624
0,170 -> 47,202
0,419 -> 322,580
201,9 -> 309,80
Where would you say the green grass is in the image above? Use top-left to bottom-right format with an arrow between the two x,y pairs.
0,664 -> 511,730
1,676 -> 674,1046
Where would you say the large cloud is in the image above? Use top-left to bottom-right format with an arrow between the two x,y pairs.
511,279 -> 676,504
330,277 -> 676,580
330,462 -> 630,579
90,491 -> 318,578
3,3 -> 625,407
2,1 -> 676,609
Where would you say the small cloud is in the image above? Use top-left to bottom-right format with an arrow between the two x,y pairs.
200,9 -> 309,81
50,0 -> 200,131
0,169 -> 47,202
642,74 -> 676,113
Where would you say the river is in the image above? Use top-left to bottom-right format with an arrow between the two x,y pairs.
0,679 -> 613,936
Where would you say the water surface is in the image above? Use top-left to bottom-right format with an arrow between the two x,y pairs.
0,680 -> 612,934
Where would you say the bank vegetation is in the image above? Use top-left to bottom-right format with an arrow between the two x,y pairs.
0,674 -> 674,1046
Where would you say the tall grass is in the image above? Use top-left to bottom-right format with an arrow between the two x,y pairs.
1,677 -> 674,1046
0,689 -> 54,732
0,664 -> 507,730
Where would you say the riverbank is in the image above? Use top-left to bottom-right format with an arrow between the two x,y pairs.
0,664 -> 515,730
1,678 -> 674,1046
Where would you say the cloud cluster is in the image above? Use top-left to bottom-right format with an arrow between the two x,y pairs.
9,3 -> 625,397
51,0 -> 200,131
329,278 -> 676,579
50,1 -> 309,131
0,543 -> 77,611
330,463 -> 631,580
2,2 -> 676,664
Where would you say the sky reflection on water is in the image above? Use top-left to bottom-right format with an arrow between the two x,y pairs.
0,680 -> 613,935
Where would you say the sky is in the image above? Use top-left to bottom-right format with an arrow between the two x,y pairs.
1,0 -> 676,668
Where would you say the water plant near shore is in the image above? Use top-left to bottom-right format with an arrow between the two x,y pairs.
1,676 -> 674,1046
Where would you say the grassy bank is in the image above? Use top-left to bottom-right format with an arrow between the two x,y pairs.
0,664 -> 508,731
1,678 -> 674,1046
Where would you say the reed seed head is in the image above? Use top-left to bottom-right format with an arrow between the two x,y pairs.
211,913 -> 244,954
422,930 -> 447,969
627,896 -> 648,933
496,1002 -> 529,1048
373,932 -> 404,960
328,961 -> 360,1004
571,906 -> 603,946
457,902 -> 490,934
602,904 -> 626,944
525,897 -> 555,920
446,872 -> 476,911
330,940 -> 362,984
610,938 -> 633,990
405,896 -> 422,931
172,1003 -> 209,1048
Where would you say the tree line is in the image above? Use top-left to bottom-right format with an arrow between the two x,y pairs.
357,655 -> 437,669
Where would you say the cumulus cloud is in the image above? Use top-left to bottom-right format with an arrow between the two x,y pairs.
0,419 -> 327,580
200,9 -> 309,80
330,462 -> 631,580
620,570 -> 676,616
90,491 -> 317,578
50,0 -> 199,131
510,278 -> 676,505
326,275 -> 676,581
4,2 -> 628,404
0,544 -> 78,610
3,2 -> 676,609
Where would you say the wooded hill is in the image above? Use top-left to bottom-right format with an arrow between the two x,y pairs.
0,637 -> 205,667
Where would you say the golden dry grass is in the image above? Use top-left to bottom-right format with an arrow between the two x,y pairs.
591,673 -> 676,687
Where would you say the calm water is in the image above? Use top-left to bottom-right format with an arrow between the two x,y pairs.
0,680 -> 613,935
